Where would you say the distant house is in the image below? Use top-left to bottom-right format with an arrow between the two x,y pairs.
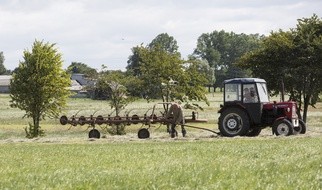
0,75 -> 12,93
70,79 -> 83,91
0,74 -> 93,97
71,73 -> 93,86
0,74 -> 94,97
70,73 -> 94,98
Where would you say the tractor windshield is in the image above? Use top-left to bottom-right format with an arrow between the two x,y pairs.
256,82 -> 269,103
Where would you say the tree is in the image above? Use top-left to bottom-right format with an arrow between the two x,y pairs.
188,55 -> 216,92
148,33 -> 179,54
291,14 -> 322,122
105,81 -> 130,135
181,59 -> 210,107
67,62 -> 98,78
93,70 -> 135,135
93,70 -> 139,100
0,51 -> 6,75
126,33 -> 209,112
107,81 -> 132,116
136,45 -> 184,101
238,14 -> 322,122
126,46 -> 142,77
193,30 -> 262,90
10,40 -> 71,138
127,33 -> 180,77
137,45 -> 209,110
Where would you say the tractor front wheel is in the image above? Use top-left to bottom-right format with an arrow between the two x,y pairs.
218,108 -> 250,137
273,119 -> 293,136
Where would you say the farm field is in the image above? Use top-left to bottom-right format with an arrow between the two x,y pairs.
0,93 -> 321,189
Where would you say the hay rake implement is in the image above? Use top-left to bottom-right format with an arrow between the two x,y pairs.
60,103 -> 209,139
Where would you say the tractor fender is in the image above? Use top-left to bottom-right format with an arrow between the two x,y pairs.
273,117 -> 288,125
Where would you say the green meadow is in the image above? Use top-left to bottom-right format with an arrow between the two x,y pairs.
0,93 -> 321,189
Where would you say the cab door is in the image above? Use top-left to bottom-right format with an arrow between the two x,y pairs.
242,84 -> 262,125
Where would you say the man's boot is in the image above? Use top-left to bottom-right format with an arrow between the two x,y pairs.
182,128 -> 186,137
171,124 -> 177,138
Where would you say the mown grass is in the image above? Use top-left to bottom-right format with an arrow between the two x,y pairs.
0,93 -> 321,189
0,137 -> 321,190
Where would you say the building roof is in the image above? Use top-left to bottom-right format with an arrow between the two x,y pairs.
0,75 -> 87,92
71,73 -> 91,86
69,80 -> 83,91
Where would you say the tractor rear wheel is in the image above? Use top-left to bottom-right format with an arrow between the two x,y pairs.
293,119 -> 306,135
218,108 -> 250,137
273,119 -> 293,136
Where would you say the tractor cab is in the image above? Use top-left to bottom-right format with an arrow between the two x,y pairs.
222,78 -> 269,126
224,78 -> 269,104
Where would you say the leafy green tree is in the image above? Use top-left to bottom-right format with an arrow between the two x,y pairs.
107,81 -> 131,116
193,30 -> 262,90
126,33 -> 209,112
91,68 -> 140,99
0,51 -> 6,75
149,33 -> 179,54
181,59 -> 210,107
137,45 -> 183,101
106,81 -> 131,135
67,62 -> 98,78
127,33 -> 179,77
93,70 -> 135,135
126,46 -> 142,77
122,72 -> 144,98
292,14 -> 322,121
10,40 -> 71,138
238,14 -> 322,122
188,55 -> 216,92
137,45 -> 209,109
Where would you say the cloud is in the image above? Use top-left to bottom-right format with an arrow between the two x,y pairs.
0,0 -> 321,71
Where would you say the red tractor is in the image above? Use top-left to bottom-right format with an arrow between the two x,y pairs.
218,78 -> 306,137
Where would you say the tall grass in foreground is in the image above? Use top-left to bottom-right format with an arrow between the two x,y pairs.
0,137 -> 321,189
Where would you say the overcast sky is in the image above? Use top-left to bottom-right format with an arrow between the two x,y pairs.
0,0 -> 321,71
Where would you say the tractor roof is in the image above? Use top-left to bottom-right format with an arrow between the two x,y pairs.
224,78 -> 266,84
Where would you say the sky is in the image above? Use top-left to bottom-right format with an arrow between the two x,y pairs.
0,0 -> 321,71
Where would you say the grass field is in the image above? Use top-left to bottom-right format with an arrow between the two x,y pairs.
0,93 -> 321,189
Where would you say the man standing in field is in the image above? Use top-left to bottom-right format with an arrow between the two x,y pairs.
166,101 -> 186,138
